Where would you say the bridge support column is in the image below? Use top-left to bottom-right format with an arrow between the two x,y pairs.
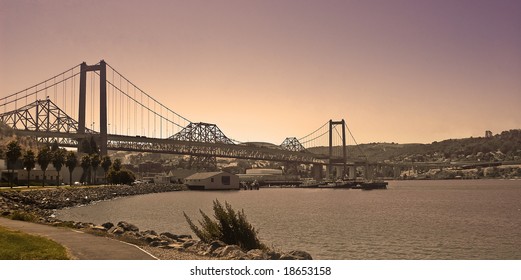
77,60 -> 108,155
99,60 -> 107,156
312,164 -> 323,180
78,63 -> 87,134
328,119 -> 347,178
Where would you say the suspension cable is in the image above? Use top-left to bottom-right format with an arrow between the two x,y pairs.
99,74 -> 186,130
300,130 -> 329,145
345,123 -> 367,159
298,120 -> 329,141
1,64 -> 82,103
0,72 -> 81,108
105,62 -> 191,124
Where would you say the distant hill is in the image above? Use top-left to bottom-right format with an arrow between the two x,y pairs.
308,129 -> 521,163
0,123 -> 42,157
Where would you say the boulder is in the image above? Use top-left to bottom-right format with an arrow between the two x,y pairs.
280,250 -> 313,260
182,240 -> 196,249
143,234 -> 161,244
90,225 -> 107,231
117,221 -> 139,232
219,245 -> 243,258
165,243 -> 185,251
205,240 -> 227,255
247,249 -> 267,260
102,222 -> 114,230
110,226 -> 125,235
266,250 -> 282,260
160,232 -> 178,240
142,230 -> 158,236
227,250 -> 248,260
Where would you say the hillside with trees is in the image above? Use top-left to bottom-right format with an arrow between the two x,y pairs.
309,129 -> 521,164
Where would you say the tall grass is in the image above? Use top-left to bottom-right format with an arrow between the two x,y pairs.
0,226 -> 69,260
184,199 -> 265,251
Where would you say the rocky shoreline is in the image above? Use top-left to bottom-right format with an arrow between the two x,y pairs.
0,184 -> 312,260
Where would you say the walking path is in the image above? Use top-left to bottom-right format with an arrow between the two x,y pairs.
0,218 -> 157,260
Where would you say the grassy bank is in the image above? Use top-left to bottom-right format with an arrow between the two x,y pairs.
0,225 -> 69,260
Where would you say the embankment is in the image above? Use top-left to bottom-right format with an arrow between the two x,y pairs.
0,184 -> 312,260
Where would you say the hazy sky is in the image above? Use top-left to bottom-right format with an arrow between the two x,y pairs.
1,0 -> 520,144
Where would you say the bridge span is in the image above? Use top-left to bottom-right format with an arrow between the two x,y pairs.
1,60 -> 366,178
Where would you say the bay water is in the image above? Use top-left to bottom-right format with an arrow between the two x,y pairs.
55,179 -> 521,259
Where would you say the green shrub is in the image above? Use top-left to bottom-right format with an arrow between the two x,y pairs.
10,211 -> 38,222
107,169 -> 136,185
184,199 -> 265,251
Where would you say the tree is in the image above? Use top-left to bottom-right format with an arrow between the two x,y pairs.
52,148 -> 66,187
80,138 -> 91,154
107,168 -> 136,185
89,136 -> 99,155
101,155 -> 112,183
90,154 -> 101,184
112,158 -> 122,172
22,150 -> 36,188
80,155 -> 91,184
51,141 -> 59,152
65,151 -> 78,186
37,146 -> 51,187
6,141 -> 22,188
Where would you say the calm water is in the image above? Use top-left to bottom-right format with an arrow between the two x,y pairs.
56,180 -> 521,259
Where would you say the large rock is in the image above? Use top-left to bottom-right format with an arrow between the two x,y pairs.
182,240 -> 197,249
160,232 -> 178,240
142,230 -> 158,236
219,245 -> 246,259
90,225 -> 107,232
102,222 -> 114,230
110,226 -> 125,235
143,234 -> 161,244
280,250 -> 313,260
266,250 -> 282,260
247,249 -> 268,260
205,240 -> 227,255
117,221 -> 139,232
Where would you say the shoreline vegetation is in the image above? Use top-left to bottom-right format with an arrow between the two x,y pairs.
0,183 -> 312,260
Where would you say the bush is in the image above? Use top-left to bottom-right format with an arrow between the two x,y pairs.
184,200 -> 265,251
10,211 -> 38,222
107,169 -> 136,185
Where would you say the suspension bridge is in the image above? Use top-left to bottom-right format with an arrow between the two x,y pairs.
0,60 -> 367,178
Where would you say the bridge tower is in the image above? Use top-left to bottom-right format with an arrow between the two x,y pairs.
328,119 -> 347,179
78,60 -> 108,155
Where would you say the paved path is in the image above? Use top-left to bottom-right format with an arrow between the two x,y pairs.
0,218 -> 157,260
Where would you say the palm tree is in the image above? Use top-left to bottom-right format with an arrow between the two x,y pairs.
22,150 -> 36,188
101,155 -> 112,183
90,154 -> 101,184
37,146 -> 51,187
52,148 -> 66,187
6,141 -> 22,188
65,151 -> 78,186
112,158 -> 122,172
80,155 -> 91,184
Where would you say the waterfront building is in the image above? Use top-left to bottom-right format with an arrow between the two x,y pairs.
184,171 -> 239,190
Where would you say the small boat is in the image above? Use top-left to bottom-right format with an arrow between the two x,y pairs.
351,181 -> 388,190
299,179 -> 320,188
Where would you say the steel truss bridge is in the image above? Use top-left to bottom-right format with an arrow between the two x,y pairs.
0,60 -> 366,173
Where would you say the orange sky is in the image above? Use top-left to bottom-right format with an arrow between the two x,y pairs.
1,0 -> 520,144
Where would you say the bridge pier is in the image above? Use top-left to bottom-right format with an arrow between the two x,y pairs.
312,164 -> 323,180
78,60 -> 108,155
